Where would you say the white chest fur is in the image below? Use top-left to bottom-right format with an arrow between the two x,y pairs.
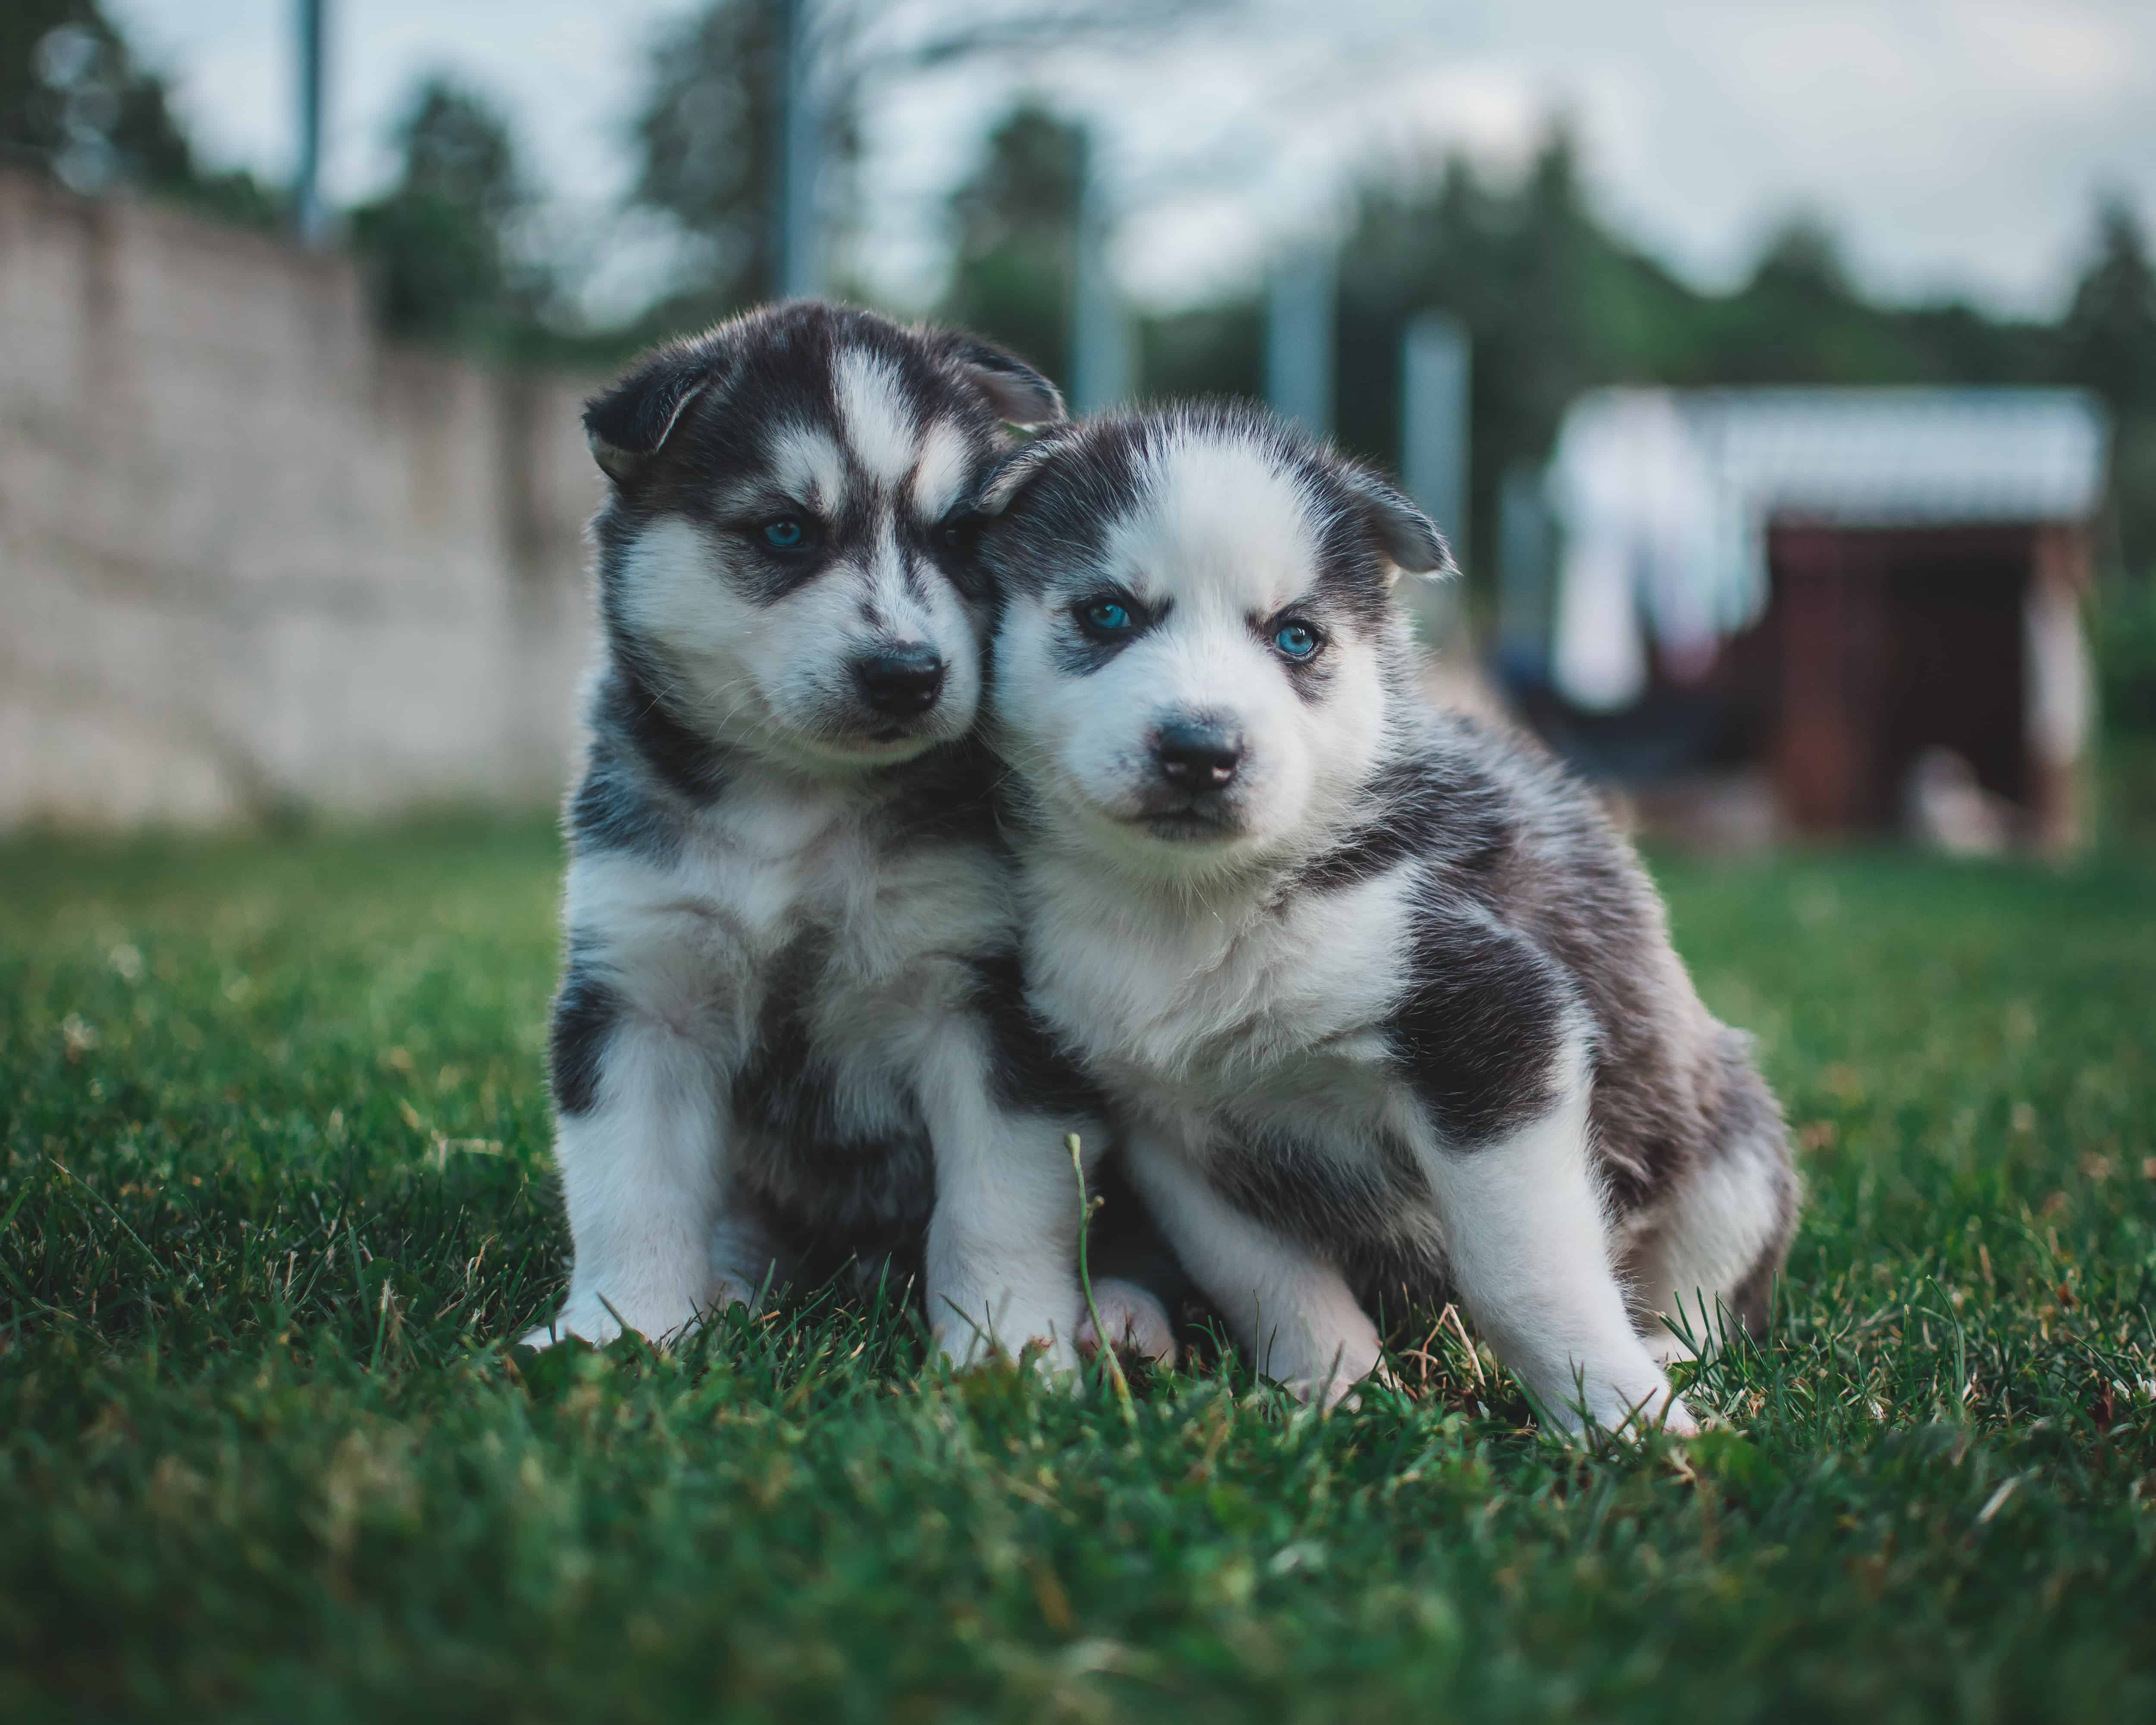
567,776 -> 1011,1081
1024,856 -> 1420,1150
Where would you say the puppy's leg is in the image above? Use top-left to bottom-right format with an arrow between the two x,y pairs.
709,1189 -> 790,1314
522,1016 -> 733,1350
1075,1279 -> 1178,1366
1420,1041 -> 1694,1439
917,1024 -> 1085,1373
1124,1134 -> 1379,1407
1626,1037 -> 1798,1364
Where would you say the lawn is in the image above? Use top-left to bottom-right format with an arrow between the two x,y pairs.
3,818 -> 2153,1722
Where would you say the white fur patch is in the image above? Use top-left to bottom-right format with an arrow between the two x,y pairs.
834,348 -> 918,486
911,419 -> 973,522
768,423 -> 849,514
1116,429 -> 1327,618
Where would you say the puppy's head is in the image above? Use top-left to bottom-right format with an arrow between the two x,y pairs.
586,302 -> 1062,778
976,404 -> 1453,882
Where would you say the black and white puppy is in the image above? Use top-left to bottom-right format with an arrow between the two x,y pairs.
973,403 -> 1798,1433
522,302 -> 1167,1369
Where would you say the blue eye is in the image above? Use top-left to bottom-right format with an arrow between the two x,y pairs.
1274,621 -> 1321,660
1083,600 -> 1132,633
761,517 -> 806,549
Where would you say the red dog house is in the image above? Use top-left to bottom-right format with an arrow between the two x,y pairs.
1537,389 -> 2106,851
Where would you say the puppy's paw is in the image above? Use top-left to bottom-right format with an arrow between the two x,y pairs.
1076,1277 -> 1178,1367
517,1285 -> 727,1353
517,1298 -> 624,1352
1545,1381 -> 1698,1443
932,1315 -> 1083,1380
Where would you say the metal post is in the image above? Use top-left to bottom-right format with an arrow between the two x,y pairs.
772,0 -> 821,299
1266,247 -> 1335,436
1496,466 -> 1553,684
293,0 -> 327,247
1071,135 -> 1131,415
1401,312 -> 1471,642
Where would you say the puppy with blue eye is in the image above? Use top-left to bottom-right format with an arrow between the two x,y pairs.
520,302 -> 1177,1369
971,403 -> 1798,1433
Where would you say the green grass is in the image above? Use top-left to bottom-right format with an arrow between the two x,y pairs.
3,821 -> 2154,1722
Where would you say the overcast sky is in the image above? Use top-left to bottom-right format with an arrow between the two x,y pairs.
108,0 -> 2156,319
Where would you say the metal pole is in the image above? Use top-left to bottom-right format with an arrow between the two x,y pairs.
772,0 -> 821,299
1071,134 -> 1131,415
1266,246 -> 1335,437
294,0 -> 327,247
1401,312 -> 1471,642
1402,313 -> 1470,565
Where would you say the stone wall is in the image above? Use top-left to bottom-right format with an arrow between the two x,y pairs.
0,171 -> 604,828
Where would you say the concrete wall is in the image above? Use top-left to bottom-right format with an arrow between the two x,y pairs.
0,171 -> 604,828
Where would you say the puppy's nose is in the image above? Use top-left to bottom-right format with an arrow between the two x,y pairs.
854,643 -> 945,716
1154,719 -> 1244,788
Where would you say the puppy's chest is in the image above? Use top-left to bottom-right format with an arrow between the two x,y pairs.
1035,880 -> 1412,1126
592,792 -> 1008,1230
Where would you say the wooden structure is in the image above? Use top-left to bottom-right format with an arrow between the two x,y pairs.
1758,521 -> 2090,848
1536,389 -> 2106,852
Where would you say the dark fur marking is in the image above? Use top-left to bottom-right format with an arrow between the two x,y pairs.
966,950 -> 1106,1119
549,956 -> 622,1117
1050,628 -> 1138,677
1204,1129 -> 1441,1311
1296,750 -> 1510,894
567,733 -> 687,863
598,658 -> 732,807
1388,906 -> 1567,1148
729,933 -> 939,1255
873,740 -> 1003,850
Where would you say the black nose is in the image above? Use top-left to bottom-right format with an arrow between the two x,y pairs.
854,643 -> 945,716
1154,719 -> 1244,788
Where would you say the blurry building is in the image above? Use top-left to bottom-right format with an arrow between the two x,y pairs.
1506,388 -> 2107,853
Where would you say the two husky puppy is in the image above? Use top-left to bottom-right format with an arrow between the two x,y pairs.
528,304 -> 1796,1435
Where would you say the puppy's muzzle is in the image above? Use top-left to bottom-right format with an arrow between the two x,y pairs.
1153,719 -> 1244,790
852,643 -> 946,718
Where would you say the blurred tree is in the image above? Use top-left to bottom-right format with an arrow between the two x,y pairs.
627,0 -> 879,330
2,0 -> 278,226
631,0 -> 788,325
1324,129 -> 2061,584
349,78 -> 538,345
624,0 -> 1215,338
2062,196 -> 2156,574
1332,129 -> 1694,579
1140,300 -> 1264,405
940,103 -> 1085,389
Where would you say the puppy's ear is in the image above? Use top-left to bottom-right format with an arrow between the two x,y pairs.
940,334 -> 1065,430
1338,463 -> 1457,583
974,429 -> 1075,517
583,339 -> 727,485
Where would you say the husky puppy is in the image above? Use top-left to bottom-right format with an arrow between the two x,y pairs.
521,302 -> 1168,1369
973,403 -> 1798,1433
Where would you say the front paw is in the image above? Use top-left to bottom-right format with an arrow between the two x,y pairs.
1076,1277 -> 1178,1367
931,1291 -> 1084,1378
517,1285 -> 722,1352
518,1295 -> 625,1352
1541,1377 -> 1697,1442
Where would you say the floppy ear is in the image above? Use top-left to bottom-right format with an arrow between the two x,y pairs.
974,430 -> 1075,518
1338,463 -> 1457,583
582,339 -> 727,485
941,334 -> 1065,430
